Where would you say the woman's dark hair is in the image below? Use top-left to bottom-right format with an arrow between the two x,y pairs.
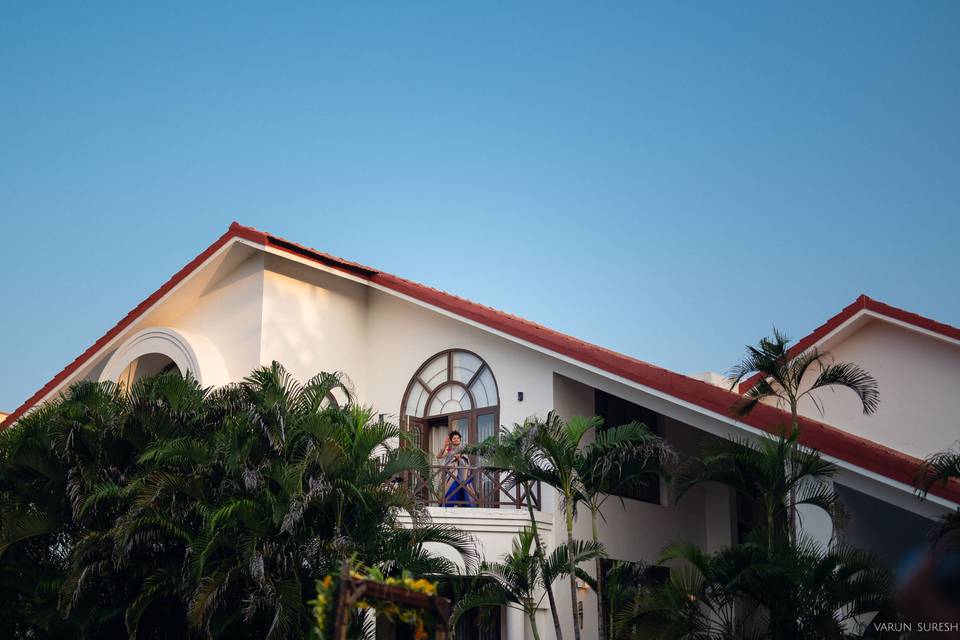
449,430 -> 463,440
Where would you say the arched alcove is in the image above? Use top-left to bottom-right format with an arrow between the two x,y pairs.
99,327 -> 228,387
116,352 -> 180,387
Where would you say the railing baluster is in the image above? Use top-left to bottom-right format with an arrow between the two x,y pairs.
400,465 -> 540,510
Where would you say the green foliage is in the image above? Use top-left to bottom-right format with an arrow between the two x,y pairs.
0,363 -> 474,639
472,412 -> 672,640
622,534 -> 891,640
452,528 -> 603,640
917,449 -> 960,497
729,327 -> 880,420
916,447 -> 960,545
674,427 -> 842,548
625,429 -> 891,640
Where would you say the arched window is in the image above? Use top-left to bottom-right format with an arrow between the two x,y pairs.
400,350 -> 499,457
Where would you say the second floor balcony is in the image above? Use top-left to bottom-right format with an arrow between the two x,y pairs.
403,464 -> 542,510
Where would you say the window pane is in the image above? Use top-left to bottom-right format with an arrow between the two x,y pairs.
439,399 -> 464,414
430,424 -> 447,457
420,354 -> 448,389
430,387 -> 451,416
451,351 -> 482,382
452,417 -> 469,443
469,379 -> 487,407
469,367 -> 498,408
406,382 -> 428,418
477,413 -> 495,442
428,395 -> 444,416
428,384 -> 468,416
457,387 -> 473,410
425,368 -> 447,390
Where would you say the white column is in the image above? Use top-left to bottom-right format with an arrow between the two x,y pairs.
506,606 -> 526,640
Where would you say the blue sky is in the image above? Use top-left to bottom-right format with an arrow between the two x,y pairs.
1,2 -> 958,412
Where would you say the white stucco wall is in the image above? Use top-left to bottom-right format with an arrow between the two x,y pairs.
162,252 -> 266,383
363,288 -> 557,430
795,319 -> 960,459
260,255 -> 370,397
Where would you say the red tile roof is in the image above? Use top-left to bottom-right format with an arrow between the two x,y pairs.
3,223 -> 958,503
739,295 -> 960,394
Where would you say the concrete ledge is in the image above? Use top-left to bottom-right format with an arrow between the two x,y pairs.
400,506 -> 553,536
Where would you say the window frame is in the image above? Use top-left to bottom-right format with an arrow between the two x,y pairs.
401,349 -> 500,455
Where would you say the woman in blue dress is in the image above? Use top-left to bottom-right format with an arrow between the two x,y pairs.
437,431 -> 475,507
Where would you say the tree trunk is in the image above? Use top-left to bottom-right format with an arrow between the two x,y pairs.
525,482 -> 563,640
788,400 -> 799,545
592,509 -> 606,640
566,500 -> 582,640
527,609 -> 543,640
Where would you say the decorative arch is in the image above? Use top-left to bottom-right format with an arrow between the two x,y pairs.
400,349 -> 499,455
99,327 -> 229,388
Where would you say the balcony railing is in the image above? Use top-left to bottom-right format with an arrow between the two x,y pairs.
402,464 -> 541,510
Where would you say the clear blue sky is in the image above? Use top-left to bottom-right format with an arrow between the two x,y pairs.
2,2 -> 958,412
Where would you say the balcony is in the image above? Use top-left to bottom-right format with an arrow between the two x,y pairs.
403,464 -> 541,510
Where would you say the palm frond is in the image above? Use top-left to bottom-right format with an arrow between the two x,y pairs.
543,539 -> 605,584
450,583 -> 514,626
804,362 -> 880,415
917,449 -> 960,495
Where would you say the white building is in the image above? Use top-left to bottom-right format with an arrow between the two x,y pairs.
3,223 -> 959,640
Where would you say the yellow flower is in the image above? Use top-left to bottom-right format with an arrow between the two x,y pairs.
322,575 -> 333,590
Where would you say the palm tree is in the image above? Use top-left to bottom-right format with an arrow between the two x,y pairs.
486,412 -> 667,640
600,561 -> 656,640
728,329 -> 878,542
619,541 -> 759,640
763,536 -> 890,639
579,421 -> 673,640
674,429 -> 841,551
662,429 -> 892,639
728,328 -> 880,428
917,448 -> 960,496
469,421 -> 566,640
622,534 -> 890,640
451,527 -> 603,640
916,447 -> 960,544
180,363 -> 476,638
0,363 -> 477,640
0,400 -> 89,638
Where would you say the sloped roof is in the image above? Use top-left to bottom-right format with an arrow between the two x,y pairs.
739,294 -> 960,394
3,223 -> 958,503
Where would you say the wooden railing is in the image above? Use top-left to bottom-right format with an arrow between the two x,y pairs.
402,465 -> 541,510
